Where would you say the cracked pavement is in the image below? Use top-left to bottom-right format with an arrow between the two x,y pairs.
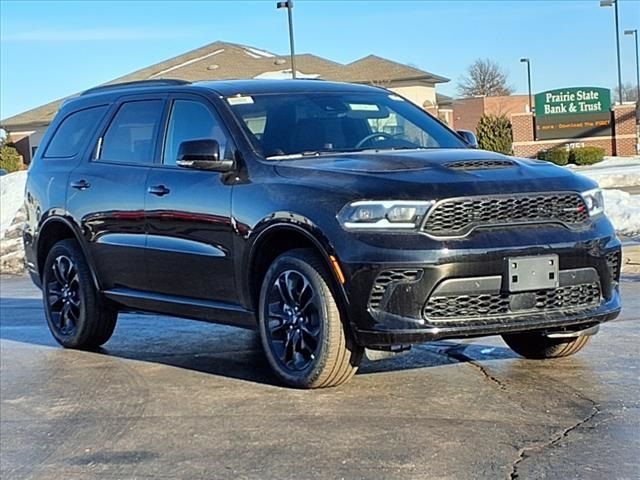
1,275 -> 638,479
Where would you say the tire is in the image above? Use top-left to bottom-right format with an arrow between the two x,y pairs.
42,239 -> 117,349
502,332 -> 591,359
258,249 -> 363,388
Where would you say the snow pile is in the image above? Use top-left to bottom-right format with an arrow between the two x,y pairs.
0,171 -> 27,274
1,171 -> 27,234
569,156 -> 640,188
603,189 -> 640,240
254,70 -> 320,80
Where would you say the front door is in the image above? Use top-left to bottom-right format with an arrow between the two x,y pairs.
144,94 -> 236,302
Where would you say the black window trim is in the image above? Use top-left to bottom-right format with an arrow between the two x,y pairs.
42,104 -> 110,159
155,92 -> 237,170
91,95 -> 168,167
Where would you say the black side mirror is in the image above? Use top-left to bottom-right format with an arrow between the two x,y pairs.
457,130 -> 479,149
176,139 -> 233,172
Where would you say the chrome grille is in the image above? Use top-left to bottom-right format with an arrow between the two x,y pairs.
422,192 -> 590,237
423,282 -> 601,321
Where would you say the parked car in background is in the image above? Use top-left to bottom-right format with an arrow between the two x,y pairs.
23,79 -> 621,388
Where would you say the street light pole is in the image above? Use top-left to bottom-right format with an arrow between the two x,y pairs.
600,0 -> 623,103
625,29 -> 639,103
276,0 -> 297,79
520,58 -> 533,113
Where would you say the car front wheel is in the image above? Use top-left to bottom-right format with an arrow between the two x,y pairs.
258,249 -> 363,388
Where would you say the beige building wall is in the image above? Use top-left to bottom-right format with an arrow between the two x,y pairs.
389,85 -> 437,108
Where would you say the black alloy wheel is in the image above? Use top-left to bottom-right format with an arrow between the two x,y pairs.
42,239 -> 118,349
45,254 -> 81,336
266,269 -> 322,372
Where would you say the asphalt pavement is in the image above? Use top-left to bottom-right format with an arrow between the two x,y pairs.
1,274 -> 638,480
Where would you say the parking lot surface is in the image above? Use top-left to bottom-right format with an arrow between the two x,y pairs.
1,274 -> 638,480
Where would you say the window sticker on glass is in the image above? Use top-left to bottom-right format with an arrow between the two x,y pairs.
348,103 -> 380,111
227,95 -> 254,105
388,94 -> 405,101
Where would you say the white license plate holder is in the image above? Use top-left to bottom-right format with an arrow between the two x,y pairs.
507,255 -> 559,292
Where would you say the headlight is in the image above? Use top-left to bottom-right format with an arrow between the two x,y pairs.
581,188 -> 605,217
337,200 -> 435,230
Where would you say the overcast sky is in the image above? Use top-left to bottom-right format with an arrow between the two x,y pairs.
1,0 -> 639,118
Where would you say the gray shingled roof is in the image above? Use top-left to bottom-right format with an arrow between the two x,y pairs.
1,41 -> 449,130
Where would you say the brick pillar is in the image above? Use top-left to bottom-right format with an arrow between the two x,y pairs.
613,104 -> 638,156
511,113 -> 535,157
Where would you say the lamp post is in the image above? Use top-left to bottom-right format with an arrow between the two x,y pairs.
276,0 -> 297,79
624,29 -> 639,103
600,0 -> 623,104
520,58 -> 533,113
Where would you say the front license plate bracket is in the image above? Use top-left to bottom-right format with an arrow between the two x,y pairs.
507,255 -> 559,292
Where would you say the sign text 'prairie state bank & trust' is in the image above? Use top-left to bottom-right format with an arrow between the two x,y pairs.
534,87 -> 612,141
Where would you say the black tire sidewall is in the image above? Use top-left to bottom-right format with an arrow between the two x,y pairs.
258,253 -> 334,387
42,240 -> 96,348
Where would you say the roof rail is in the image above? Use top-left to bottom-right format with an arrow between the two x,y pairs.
81,79 -> 190,96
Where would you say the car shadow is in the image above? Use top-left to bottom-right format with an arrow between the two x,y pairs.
0,297 -> 519,387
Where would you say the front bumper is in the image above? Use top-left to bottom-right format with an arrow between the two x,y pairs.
336,220 -> 622,348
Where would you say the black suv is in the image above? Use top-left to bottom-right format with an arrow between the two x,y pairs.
24,79 -> 621,388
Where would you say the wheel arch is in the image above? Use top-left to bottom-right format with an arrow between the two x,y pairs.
36,217 -> 101,290
245,223 -> 348,314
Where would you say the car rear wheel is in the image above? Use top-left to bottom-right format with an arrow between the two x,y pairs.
258,249 -> 363,388
42,239 -> 117,349
502,332 -> 591,359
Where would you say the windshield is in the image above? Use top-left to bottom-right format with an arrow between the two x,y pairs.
225,91 -> 467,159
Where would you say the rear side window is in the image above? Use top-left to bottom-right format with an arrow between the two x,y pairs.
97,100 -> 163,164
44,105 -> 108,158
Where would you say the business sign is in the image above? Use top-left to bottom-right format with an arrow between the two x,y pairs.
534,87 -> 612,140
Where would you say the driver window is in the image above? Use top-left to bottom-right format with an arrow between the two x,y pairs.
163,99 -> 230,165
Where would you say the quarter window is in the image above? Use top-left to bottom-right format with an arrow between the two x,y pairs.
163,100 -> 230,166
44,105 -> 108,158
97,100 -> 163,164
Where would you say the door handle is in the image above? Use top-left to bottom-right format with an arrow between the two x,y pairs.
70,179 -> 91,190
148,184 -> 171,196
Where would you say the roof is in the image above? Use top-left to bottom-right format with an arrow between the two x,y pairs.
1,41 -> 449,131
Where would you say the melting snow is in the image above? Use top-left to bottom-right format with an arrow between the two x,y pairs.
253,70 -> 320,80
603,189 -> 640,240
243,47 -> 275,58
0,171 -> 27,237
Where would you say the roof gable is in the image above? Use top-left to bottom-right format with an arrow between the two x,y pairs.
1,42 -> 449,130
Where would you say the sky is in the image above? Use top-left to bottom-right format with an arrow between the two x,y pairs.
1,0 -> 639,119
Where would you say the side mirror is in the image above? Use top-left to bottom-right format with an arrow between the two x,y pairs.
457,130 -> 478,149
176,139 -> 233,172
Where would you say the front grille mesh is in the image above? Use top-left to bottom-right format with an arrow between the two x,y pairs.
444,160 -> 515,170
606,250 -> 621,281
424,282 -> 601,321
368,270 -> 421,310
422,193 -> 590,237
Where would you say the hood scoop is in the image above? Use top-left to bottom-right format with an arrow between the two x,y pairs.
444,159 -> 516,170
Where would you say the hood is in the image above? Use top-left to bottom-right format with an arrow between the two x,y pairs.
273,149 -> 597,199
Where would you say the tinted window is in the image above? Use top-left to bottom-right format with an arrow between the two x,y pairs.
163,99 -> 230,166
227,92 -> 466,159
44,105 -> 107,158
98,100 -> 163,164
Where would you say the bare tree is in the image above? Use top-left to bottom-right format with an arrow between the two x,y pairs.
457,59 -> 514,97
614,82 -> 639,103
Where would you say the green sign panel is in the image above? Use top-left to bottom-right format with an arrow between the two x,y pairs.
534,87 -> 612,140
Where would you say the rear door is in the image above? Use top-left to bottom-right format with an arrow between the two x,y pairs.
144,93 -> 237,302
67,95 -> 166,291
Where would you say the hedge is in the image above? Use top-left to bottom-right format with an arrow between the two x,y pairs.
537,147 -> 570,166
537,146 -> 605,166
